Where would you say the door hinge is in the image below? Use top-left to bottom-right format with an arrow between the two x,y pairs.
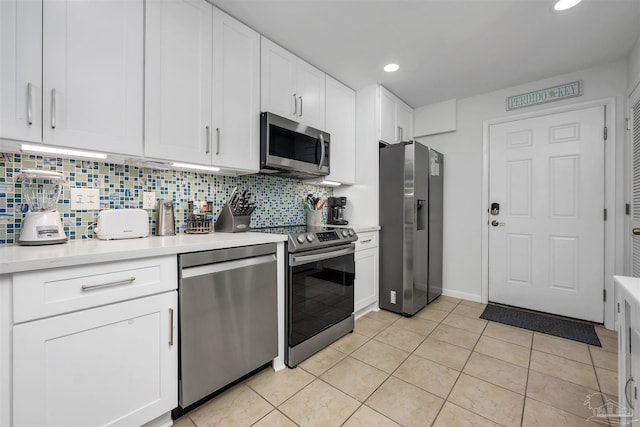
627,118 -> 632,131
603,289 -> 607,302
604,208 -> 607,221
604,126 -> 608,141
618,302 -> 621,313
627,203 -> 632,215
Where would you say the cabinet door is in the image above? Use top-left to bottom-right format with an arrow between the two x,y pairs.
379,87 -> 398,144
0,0 -> 42,143
212,9 -> 260,172
145,0 -> 212,164
260,37 -> 298,120
13,292 -> 178,427
355,246 -> 379,313
397,100 -> 413,142
42,0 -> 143,156
325,76 -> 355,184
296,59 -> 325,129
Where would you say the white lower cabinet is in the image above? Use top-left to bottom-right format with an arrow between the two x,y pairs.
13,291 -> 177,427
354,232 -> 379,314
616,276 -> 640,425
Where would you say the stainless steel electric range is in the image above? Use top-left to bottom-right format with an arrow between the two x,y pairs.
253,225 -> 358,367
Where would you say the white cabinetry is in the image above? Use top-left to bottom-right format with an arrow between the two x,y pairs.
11,256 -> 178,427
354,232 -> 379,315
145,0 -> 213,164
261,37 -> 325,130
0,0 -> 144,156
616,276 -> 640,425
380,86 -> 413,144
145,1 -> 259,173
212,8 -> 260,172
324,76 -> 356,185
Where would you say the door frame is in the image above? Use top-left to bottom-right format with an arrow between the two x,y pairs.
481,98 -> 616,328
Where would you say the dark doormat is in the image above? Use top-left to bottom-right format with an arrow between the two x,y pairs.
480,304 -> 602,347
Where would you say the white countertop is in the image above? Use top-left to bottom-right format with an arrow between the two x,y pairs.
615,275 -> 640,304
0,232 -> 287,274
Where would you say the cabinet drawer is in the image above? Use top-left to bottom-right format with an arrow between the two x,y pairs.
13,255 -> 177,323
356,232 -> 378,251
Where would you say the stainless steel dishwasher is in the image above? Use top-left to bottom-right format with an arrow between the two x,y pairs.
177,243 -> 278,409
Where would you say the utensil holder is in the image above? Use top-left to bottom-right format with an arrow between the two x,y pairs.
306,210 -> 322,227
214,202 -> 251,232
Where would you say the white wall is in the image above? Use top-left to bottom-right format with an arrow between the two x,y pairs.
629,35 -> 640,94
416,60 -> 628,303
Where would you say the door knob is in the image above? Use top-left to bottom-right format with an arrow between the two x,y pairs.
633,228 -> 640,235
491,220 -> 505,227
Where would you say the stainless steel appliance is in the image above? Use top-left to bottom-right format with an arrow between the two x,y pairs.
157,199 -> 175,236
260,112 -> 330,179
379,141 -> 443,316
177,244 -> 277,409
253,225 -> 357,367
327,196 -> 348,225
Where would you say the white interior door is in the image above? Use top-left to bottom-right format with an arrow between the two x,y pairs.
488,106 -> 605,322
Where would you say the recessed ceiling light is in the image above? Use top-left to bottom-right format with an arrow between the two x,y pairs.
554,0 -> 582,11
384,63 -> 399,73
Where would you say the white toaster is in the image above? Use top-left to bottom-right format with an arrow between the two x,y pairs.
95,209 -> 149,240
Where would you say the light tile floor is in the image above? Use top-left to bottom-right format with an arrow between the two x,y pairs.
174,297 -> 618,427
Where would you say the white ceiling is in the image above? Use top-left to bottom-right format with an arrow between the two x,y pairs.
209,0 -> 640,108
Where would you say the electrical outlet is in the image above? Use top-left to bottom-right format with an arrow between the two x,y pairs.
70,188 -> 100,210
390,290 -> 396,304
143,192 -> 156,210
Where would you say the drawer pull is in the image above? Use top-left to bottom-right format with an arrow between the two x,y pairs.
81,277 -> 136,291
360,239 -> 372,244
169,308 -> 174,346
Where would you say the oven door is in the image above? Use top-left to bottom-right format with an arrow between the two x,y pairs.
260,112 -> 330,177
287,244 -> 355,348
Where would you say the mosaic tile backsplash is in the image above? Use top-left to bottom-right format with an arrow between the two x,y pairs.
0,153 -> 333,245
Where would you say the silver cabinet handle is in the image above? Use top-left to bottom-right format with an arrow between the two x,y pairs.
292,93 -> 297,116
299,96 -> 303,117
400,127 -> 404,141
27,83 -> 33,126
216,127 -> 220,155
50,88 -> 56,129
81,276 -> 135,291
205,125 -> 211,154
318,133 -> 325,170
360,239 -> 372,244
397,126 -> 400,141
626,377 -> 635,409
633,228 -> 640,236
169,308 -> 174,346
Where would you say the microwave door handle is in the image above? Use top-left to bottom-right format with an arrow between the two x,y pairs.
318,134 -> 325,170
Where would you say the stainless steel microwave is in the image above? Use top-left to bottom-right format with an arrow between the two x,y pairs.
260,112 -> 330,179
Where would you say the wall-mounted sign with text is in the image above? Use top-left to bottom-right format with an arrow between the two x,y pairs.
506,80 -> 583,111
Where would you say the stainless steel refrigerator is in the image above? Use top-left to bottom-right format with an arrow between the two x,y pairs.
379,141 -> 443,316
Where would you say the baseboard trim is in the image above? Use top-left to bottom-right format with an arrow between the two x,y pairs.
441,289 -> 481,303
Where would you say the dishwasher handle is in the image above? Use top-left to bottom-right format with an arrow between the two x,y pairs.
180,254 -> 276,279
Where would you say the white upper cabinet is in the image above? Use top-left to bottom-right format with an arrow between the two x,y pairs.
379,86 -> 413,144
325,76 -> 355,185
261,37 -> 325,130
145,0 -> 213,164
212,8 -> 260,172
1,0 -> 144,156
0,0 -> 42,144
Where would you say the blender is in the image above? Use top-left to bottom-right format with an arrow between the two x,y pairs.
19,169 -> 68,245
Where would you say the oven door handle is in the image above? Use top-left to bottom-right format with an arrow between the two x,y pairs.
290,245 -> 355,266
